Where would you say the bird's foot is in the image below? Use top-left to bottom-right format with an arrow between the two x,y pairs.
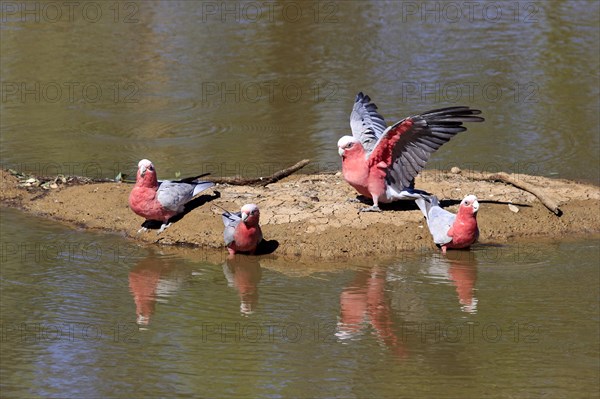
157,223 -> 171,235
359,205 -> 381,212
137,227 -> 149,234
346,198 -> 362,203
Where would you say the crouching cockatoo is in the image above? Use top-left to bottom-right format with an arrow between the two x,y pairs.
338,92 -> 484,211
416,194 -> 480,254
222,204 -> 263,255
129,159 -> 214,234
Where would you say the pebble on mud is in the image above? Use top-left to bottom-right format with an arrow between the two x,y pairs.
450,166 -> 462,174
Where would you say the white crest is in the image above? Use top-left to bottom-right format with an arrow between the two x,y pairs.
241,203 -> 259,214
138,159 -> 153,170
337,136 -> 359,148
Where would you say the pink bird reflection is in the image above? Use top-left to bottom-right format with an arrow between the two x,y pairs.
337,265 -> 408,359
128,254 -> 185,326
222,254 -> 262,316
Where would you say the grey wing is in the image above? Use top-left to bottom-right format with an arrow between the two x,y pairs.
384,106 -> 484,190
350,92 -> 387,154
156,181 -> 195,213
222,211 -> 242,246
426,205 -> 456,245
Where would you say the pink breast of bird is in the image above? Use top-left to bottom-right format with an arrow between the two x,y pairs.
341,156 -> 373,198
129,186 -> 176,223
447,217 -> 479,249
233,223 -> 262,252
366,161 -> 388,198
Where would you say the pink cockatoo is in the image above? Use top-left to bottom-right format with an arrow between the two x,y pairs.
338,92 -> 484,211
222,204 -> 263,255
129,159 -> 214,234
416,194 -> 480,254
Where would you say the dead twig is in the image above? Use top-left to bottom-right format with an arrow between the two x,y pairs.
471,171 -> 562,216
211,159 -> 311,186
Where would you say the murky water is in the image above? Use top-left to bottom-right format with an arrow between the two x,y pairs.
1,1 -> 599,182
1,207 -> 599,398
1,1 -> 599,398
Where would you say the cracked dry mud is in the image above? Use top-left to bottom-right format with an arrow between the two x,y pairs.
2,169 -> 599,263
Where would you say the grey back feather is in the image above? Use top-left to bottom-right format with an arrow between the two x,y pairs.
350,92 -> 387,154
157,180 -> 214,213
419,196 -> 456,245
222,211 -> 242,246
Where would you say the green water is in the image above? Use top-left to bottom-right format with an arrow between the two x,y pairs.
1,1 -> 598,182
1,1 -> 599,398
1,208 -> 599,398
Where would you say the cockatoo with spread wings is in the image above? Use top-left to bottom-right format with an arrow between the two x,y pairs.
338,92 -> 484,212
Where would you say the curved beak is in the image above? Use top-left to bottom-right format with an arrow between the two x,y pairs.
338,147 -> 345,157
241,212 -> 248,222
139,167 -> 146,177
472,200 -> 479,213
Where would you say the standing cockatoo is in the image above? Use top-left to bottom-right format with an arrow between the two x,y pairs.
129,159 -> 214,234
222,204 -> 263,255
416,194 -> 480,254
338,93 -> 484,211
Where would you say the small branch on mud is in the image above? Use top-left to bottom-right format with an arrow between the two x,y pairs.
470,171 -> 562,216
211,159 -> 311,187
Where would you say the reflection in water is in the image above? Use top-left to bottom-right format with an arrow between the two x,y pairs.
337,265 -> 407,359
448,254 -> 478,313
222,255 -> 262,316
426,251 -> 479,314
2,205 -> 599,397
337,251 -> 479,359
128,253 -> 187,326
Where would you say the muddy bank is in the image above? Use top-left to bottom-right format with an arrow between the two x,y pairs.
1,168 -> 599,260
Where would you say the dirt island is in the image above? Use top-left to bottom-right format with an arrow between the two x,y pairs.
1,168 -> 599,261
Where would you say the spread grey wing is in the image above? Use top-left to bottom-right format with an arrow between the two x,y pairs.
385,106 -> 484,190
350,92 -> 387,154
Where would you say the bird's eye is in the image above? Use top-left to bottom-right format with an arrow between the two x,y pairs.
346,143 -> 353,148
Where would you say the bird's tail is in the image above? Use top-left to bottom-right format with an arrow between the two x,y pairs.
221,211 -> 234,227
220,207 -> 242,227
192,181 -> 215,196
415,194 -> 439,219
174,172 -> 212,184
